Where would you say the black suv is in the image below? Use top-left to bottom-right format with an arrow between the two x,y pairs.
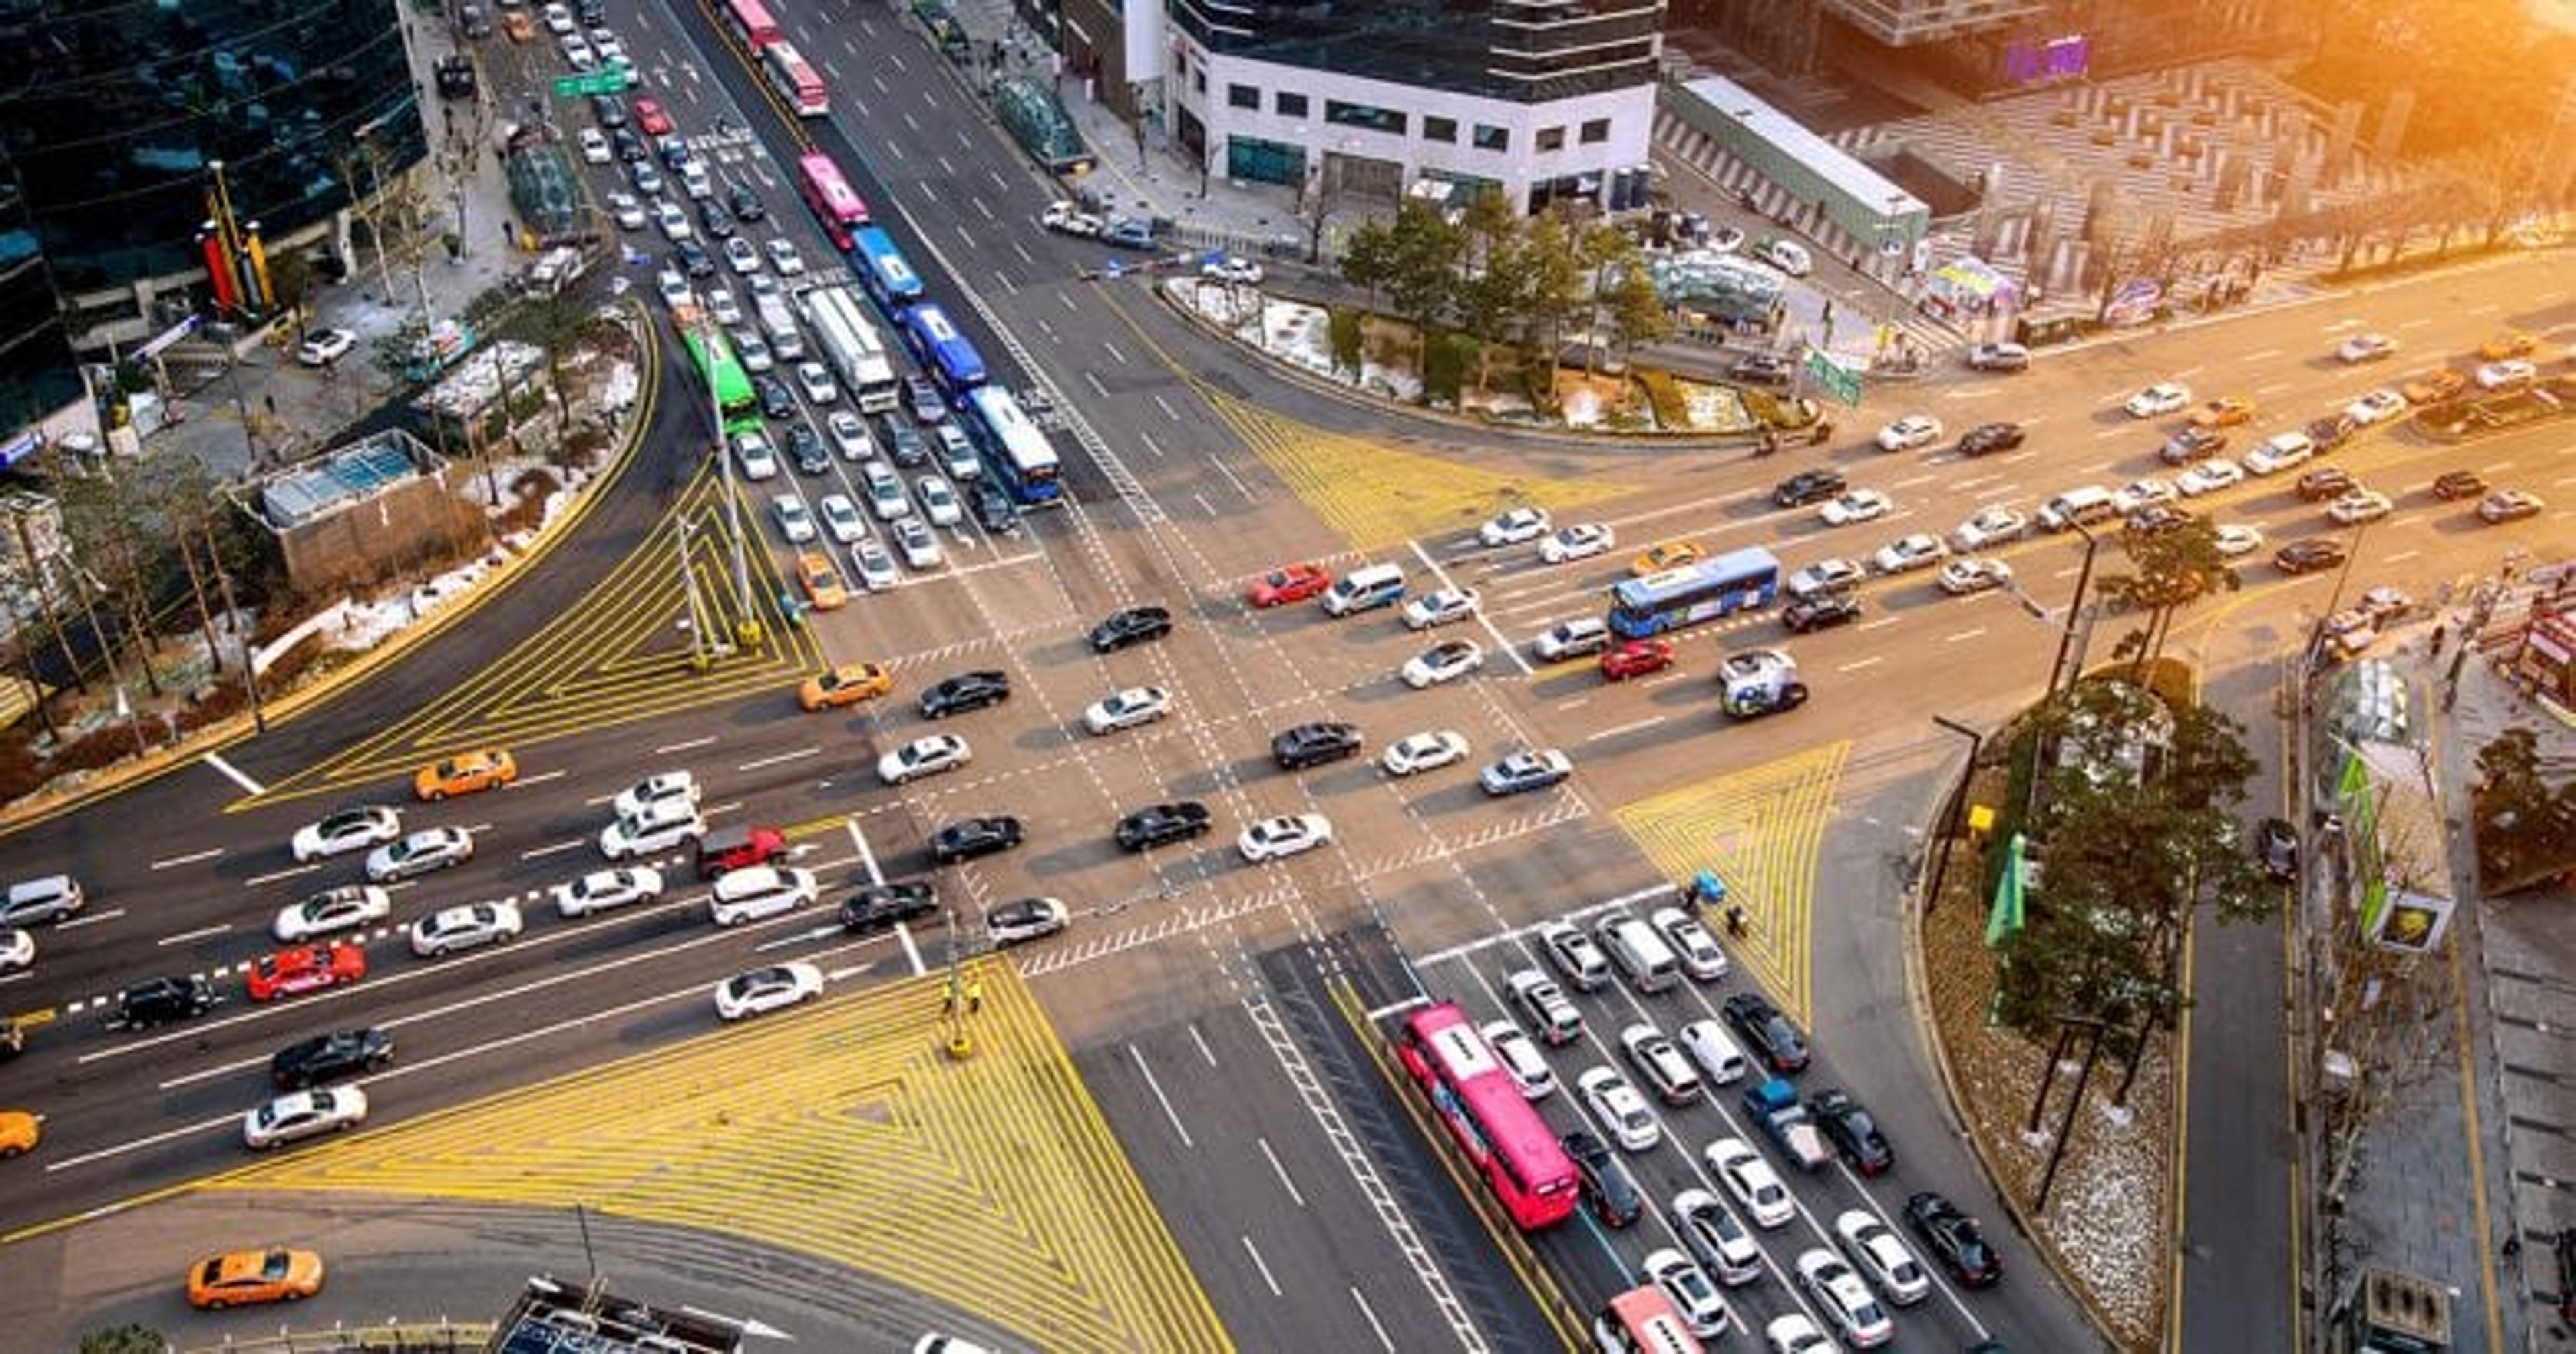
673,239 -> 716,278
271,1029 -> 394,1089
591,95 -> 629,129
1562,1129 -> 1642,1228
1721,992 -> 1810,1074
698,199 -> 737,239
2432,470 -> 2488,501
119,975 -> 218,1029
904,374 -> 949,425
1271,721 -> 1362,771
2125,503 -> 2192,537
787,425 -> 830,475
1782,594 -> 1862,633
878,417 -> 930,468
1114,801 -> 1213,852
841,882 -> 939,934
755,375 -> 796,420
2274,539 -> 2347,574
2295,466 -> 2355,501
971,483 -> 1021,537
610,127 -> 647,163
1088,605 -> 1173,654
728,183 -> 765,221
1808,1090 -> 1894,1175
1955,421 -> 2027,457
1771,468 -> 1847,508
1904,1190 -> 2004,1287
919,670 -> 1011,719
2306,414 -> 2358,451
929,815 -> 1023,864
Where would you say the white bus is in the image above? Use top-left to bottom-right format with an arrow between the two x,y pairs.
798,285 -> 900,415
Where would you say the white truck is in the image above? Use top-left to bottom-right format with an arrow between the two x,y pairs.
753,287 -> 804,362
1717,649 -> 1809,719
797,284 -> 900,414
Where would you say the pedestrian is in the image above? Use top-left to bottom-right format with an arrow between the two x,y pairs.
262,393 -> 276,418
1723,904 -> 1748,939
2430,623 -> 2446,653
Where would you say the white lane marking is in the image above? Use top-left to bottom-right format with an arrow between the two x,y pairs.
736,747 -> 822,772
1945,628 -> 1988,643
243,863 -> 321,889
2243,348 -> 2282,360
1411,537 -> 1533,675
847,817 -> 884,886
158,924 -> 227,947
202,753 -> 264,796
1242,1235 -> 1283,1297
1103,340 -> 1129,365
1839,656 -> 1885,672
1415,884 -> 1678,966
520,839 -> 586,861
1137,431 -> 1165,460
1350,1288 -> 1397,1353
653,735 -> 717,755
1587,716 -> 1666,742
151,849 -> 223,870
1190,1023 -> 1218,1067
1258,1135 -> 1309,1206
894,920 -> 924,975
514,770 -> 568,789
1127,1043 -> 1194,1147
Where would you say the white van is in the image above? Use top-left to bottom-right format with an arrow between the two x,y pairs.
2038,485 -> 2118,532
1321,562 -> 1405,617
708,866 -> 816,926
1676,1019 -> 1750,1086
1595,914 -> 1680,994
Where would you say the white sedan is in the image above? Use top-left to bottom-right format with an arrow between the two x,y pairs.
407,901 -> 523,957
291,805 -> 402,862
915,476 -> 963,527
2475,359 -> 2536,390
2328,488 -> 2394,525
1083,686 -> 1171,735
1540,523 -> 1615,564
272,886 -> 392,943
1938,556 -> 2015,596
364,827 -> 474,883
1874,414 -> 1942,452
1479,506 -> 1552,546
2176,459 -> 2245,497
877,733 -> 971,785
551,866 -> 665,918
1200,254 -> 1265,286
764,238 -> 807,276
1238,813 -> 1334,863
2343,388 -> 2408,425
1578,1066 -> 1661,1152
611,770 -> 700,821
1951,507 -> 2025,550
714,961 -> 824,1021
771,494 -> 816,544
1833,1210 -> 1931,1307
1401,588 -> 1481,630
1401,639 -> 1485,689
607,193 -> 647,231
1381,729 -> 1470,776
1707,1137 -> 1795,1227
578,128 -> 612,164
243,1086 -> 368,1150
818,494 -> 867,544
2213,523 -> 2265,557
1818,489 -> 1892,527
2111,477 -> 2176,514
851,540 -> 900,592
2123,382 -> 2191,418
1871,534 -> 1947,574
2337,332 -> 2397,364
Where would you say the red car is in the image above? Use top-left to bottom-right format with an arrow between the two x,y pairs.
1600,639 -> 1676,682
632,97 -> 674,137
246,942 -> 367,1002
1248,564 -> 1331,608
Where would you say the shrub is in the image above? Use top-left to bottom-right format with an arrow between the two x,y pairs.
80,1324 -> 169,1354
1636,368 -> 1688,429
1327,306 -> 1363,374
1421,333 -> 1470,405
1522,362 -> 1560,417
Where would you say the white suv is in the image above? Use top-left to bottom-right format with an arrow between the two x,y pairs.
708,866 -> 818,927
598,800 -> 706,860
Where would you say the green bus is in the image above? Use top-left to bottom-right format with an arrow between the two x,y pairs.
674,306 -> 762,435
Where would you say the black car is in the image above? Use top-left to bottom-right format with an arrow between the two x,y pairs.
2125,503 -> 2192,537
433,54 -> 476,99
1272,721 -> 1362,771
1088,605 -> 1173,654
2306,414 -> 2358,451
754,375 -> 796,420
919,670 -> 1011,719
2295,466 -> 2356,501
1955,421 -> 2027,457
271,1028 -> 394,1088
610,127 -> 647,163
928,815 -> 1023,864
575,0 -> 606,25
1721,992 -> 1809,1074
657,138 -> 693,172
1115,801 -> 1213,852
2432,470 -> 2488,501
1562,1129 -> 1643,1228
1729,353 -> 1794,388
878,417 -> 931,468
904,374 -> 949,425
786,425 -> 829,474
1807,1090 -> 1894,1174
591,95 -> 629,129
2158,425 -> 2228,466
840,881 -> 939,934
673,239 -> 716,278
698,199 -> 737,239
971,482 -> 1022,536
1782,594 -> 1862,633
2255,817 -> 2299,881
1904,1190 -> 2004,1288
728,183 -> 766,221
1771,468 -> 1848,508
2274,539 -> 2347,574
118,975 -> 218,1029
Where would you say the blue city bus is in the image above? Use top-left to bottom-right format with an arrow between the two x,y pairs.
902,303 -> 987,397
849,226 -> 924,317
964,386 -> 1061,505
1605,547 -> 1781,639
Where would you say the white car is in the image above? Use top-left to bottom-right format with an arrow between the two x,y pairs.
772,494 -> 816,544
407,901 -> 523,957
1083,686 -> 1171,735
878,733 -> 971,785
765,238 -> 806,275
2213,522 -> 2265,556
272,886 -> 392,943
243,1086 -> 368,1150
1951,507 -> 2025,550
732,331 -> 773,372
1040,201 -> 1104,237
1764,1314 -> 1836,1354
1649,906 -> 1729,981
364,827 -> 474,883
1401,588 -> 1480,630
1238,813 -> 1334,863
863,464 -> 911,520
2111,477 -> 2176,514
826,411 -> 872,460
1381,729 -> 1469,777
985,896 -> 1069,945
552,866 -> 665,918
1642,1247 -> 1733,1339
2124,382 -> 2190,418
704,287 -> 743,327
612,770 -> 700,821
1833,1210 -> 1931,1307
851,540 -> 900,591
1938,556 -> 2014,596
1478,506 -> 1552,546
1794,1249 -> 1894,1349
608,193 -> 647,231
1401,639 -> 1485,689
1577,1066 -> 1660,1152
733,431 -> 778,480
892,516 -> 943,569
1871,534 -> 1947,574
1819,489 -> 1892,527
2176,459 -> 2244,497
655,270 -> 693,310
722,236 -> 762,275
1480,1019 -> 1556,1099
598,800 -> 704,860
1707,1137 -> 1795,1227
2337,332 -> 2397,364
1539,523 -> 1614,564
0,927 -> 30,972
2345,388 -> 2408,425
291,805 -> 402,862
713,961 -> 825,1021
1756,238 -> 1811,276
1532,617 -> 1611,660
1874,414 -> 1942,452
578,128 -> 612,164
1786,558 -> 1866,598
915,475 -> 963,527
2328,488 -> 2394,525
1199,254 -> 1264,286
2475,358 -> 2537,390
818,494 -> 867,544
794,361 -> 839,405
294,327 -> 358,367
542,1 -> 574,32
2243,433 -> 2315,476
559,34 -> 596,69
1673,1188 -> 1765,1286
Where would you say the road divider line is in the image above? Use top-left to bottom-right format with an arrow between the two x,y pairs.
513,770 -> 568,788
520,840 -> 586,861
1258,1136 -> 1307,1208
150,849 -> 223,870
1241,1235 -> 1282,1297
653,735 -> 718,756
201,753 -> 264,796
157,924 -> 228,947
737,746 -> 823,772
241,864 -> 318,889
1126,1043 -> 1195,1148
894,920 -> 924,975
847,817 -> 883,886
1587,716 -> 1666,743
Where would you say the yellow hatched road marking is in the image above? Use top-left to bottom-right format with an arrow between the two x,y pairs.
205,964 -> 1232,1351
1612,741 -> 1849,1024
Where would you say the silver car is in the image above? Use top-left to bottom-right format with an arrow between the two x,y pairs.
364,827 -> 474,883
851,539 -> 900,591
893,516 -> 943,570
408,901 -> 525,957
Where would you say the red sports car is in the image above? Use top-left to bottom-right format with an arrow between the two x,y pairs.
632,96 -> 674,137
1247,563 -> 1332,608
246,942 -> 367,1002
1600,639 -> 1676,682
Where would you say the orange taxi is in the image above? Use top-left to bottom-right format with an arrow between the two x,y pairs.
2479,331 -> 2536,360
796,552 -> 848,611
0,1109 -> 38,1158
798,662 -> 894,712
186,1247 -> 325,1310
413,749 -> 518,802
2402,368 -> 2468,405
1630,540 -> 1705,577
2186,396 -> 2257,428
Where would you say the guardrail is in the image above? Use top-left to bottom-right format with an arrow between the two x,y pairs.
181,1320 -> 496,1353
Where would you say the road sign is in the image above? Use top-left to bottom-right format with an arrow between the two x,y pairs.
1805,348 -> 1864,407
552,64 -> 630,98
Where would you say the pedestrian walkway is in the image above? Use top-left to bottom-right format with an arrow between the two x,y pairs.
211,961 -> 1234,1353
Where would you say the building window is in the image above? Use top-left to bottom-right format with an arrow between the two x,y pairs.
1194,70 -> 1207,94
1422,115 -> 1458,144
1276,91 -> 1308,118
1473,124 -> 1509,152
1536,126 -> 1565,153
1325,101 -> 1407,136
1228,83 -> 1260,110
1580,119 -> 1611,144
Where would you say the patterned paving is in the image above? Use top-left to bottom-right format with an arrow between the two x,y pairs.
207,964 -> 1232,1353
1613,740 -> 1851,1025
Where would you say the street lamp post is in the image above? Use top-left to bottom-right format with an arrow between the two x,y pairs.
2042,519 -> 2104,708
1925,715 -> 1986,913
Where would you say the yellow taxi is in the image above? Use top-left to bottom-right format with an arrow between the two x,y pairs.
0,1110 -> 38,1158
186,1247 -> 325,1310
1630,540 -> 1705,577
2187,395 -> 2257,428
412,749 -> 518,802
796,552 -> 848,611
798,662 -> 894,712
2479,331 -> 2536,360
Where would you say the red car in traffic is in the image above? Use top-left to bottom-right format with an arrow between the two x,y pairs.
1247,564 -> 1332,608
1600,639 -> 1676,682
246,942 -> 367,1002
631,97 -> 674,137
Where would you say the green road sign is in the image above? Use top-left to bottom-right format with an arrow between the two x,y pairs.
552,64 -> 629,98
1805,348 -> 1864,407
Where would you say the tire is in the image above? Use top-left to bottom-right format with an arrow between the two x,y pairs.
207,1299 -> 229,1311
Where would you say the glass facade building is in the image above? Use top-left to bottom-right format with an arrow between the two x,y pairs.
1171,1 -> 1665,105
0,0 -> 426,431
